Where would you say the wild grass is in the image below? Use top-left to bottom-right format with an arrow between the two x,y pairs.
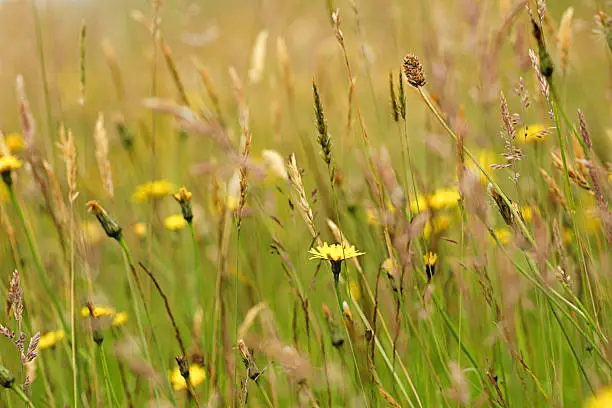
0,0 -> 611,407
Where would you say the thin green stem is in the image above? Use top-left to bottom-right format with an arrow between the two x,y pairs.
99,345 -> 120,407
10,384 -> 36,408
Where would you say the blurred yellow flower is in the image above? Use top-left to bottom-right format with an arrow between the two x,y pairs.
0,155 -> 23,175
164,214 -> 187,231
133,222 -> 147,239
169,364 -> 207,391
585,209 -> 601,234
132,180 -> 175,202
410,188 -> 460,213
423,252 -> 438,267
5,133 -> 24,154
39,330 -> 65,350
466,149 -> 497,184
309,242 -> 365,262
584,386 -> 612,408
112,312 -> 128,327
493,227 -> 512,245
82,220 -> 104,245
516,124 -> 549,144
424,214 -> 450,239
81,305 -> 115,318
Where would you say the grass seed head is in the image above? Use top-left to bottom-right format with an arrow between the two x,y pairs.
402,53 -> 426,88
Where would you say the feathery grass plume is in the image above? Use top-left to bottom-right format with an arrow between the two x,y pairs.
248,29 -> 268,84
41,160 -> 68,225
494,91 -> 522,173
528,49 -> 550,102
93,113 -> 114,198
144,98 -> 235,156
397,70 -> 406,120
321,304 -> 344,347
237,115 -> 252,231
276,37 -> 294,101
173,187 -> 193,223
58,125 -> 78,202
237,339 -> 261,382
557,7 -> 573,76
193,58 -> 224,125
161,38 -> 189,107
378,386 -> 402,408
78,20 -> 86,106
312,80 -> 333,171
287,154 -> 318,240
551,151 -> 590,191
389,71 -> 399,122
7,270 -> 23,326
540,169 -> 568,210
594,11 -> 612,52
447,361 -> 470,404
101,40 -> 124,101
87,200 -> 122,240
530,13 -> 553,80
15,76 -> 35,152
402,54 -> 426,88
578,110 -> 611,244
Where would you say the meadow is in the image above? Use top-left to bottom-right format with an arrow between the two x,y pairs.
0,0 -> 611,406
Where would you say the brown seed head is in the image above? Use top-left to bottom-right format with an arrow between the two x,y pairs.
402,54 -> 426,88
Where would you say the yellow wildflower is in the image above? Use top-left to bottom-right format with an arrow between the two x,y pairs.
81,305 -> 115,318
423,252 -> 438,282
133,222 -> 147,239
585,209 -> 601,234
0,155 -> 23,175
164,214 -> 187,231
423,214 -> 450,239
5,133 -> 24,154
493,227 -> 513,245
132,180 -> 175,202
309,242 -> 365,262
584,386 -> 612,408
169,364 -> 207,391
410,188 -> 460,213
516,124 -> 549,144
82,220 -> 103,245
112,312 -> 128,327
39,330 -> 65,350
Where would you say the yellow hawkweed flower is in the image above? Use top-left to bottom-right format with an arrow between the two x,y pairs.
173,187 -> 193,223
493,227 -> 513,245
5,133 -> 24,154
81,305 -> 115,318
410,188 -> 461,213
584,386 -> 612,408
423,214 -> 450,239
516,124 -> 549,144
112,312 -> 128,327
424,252 -> 438,282
132,180 -> 175,202
0,155 -> 23,186
133,222 -> 147,239
309,242 -> 365,283
39,330 -> 65,350
169,364 -> 207,391
309,242 -> 365,262
164,214 -> 187,231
